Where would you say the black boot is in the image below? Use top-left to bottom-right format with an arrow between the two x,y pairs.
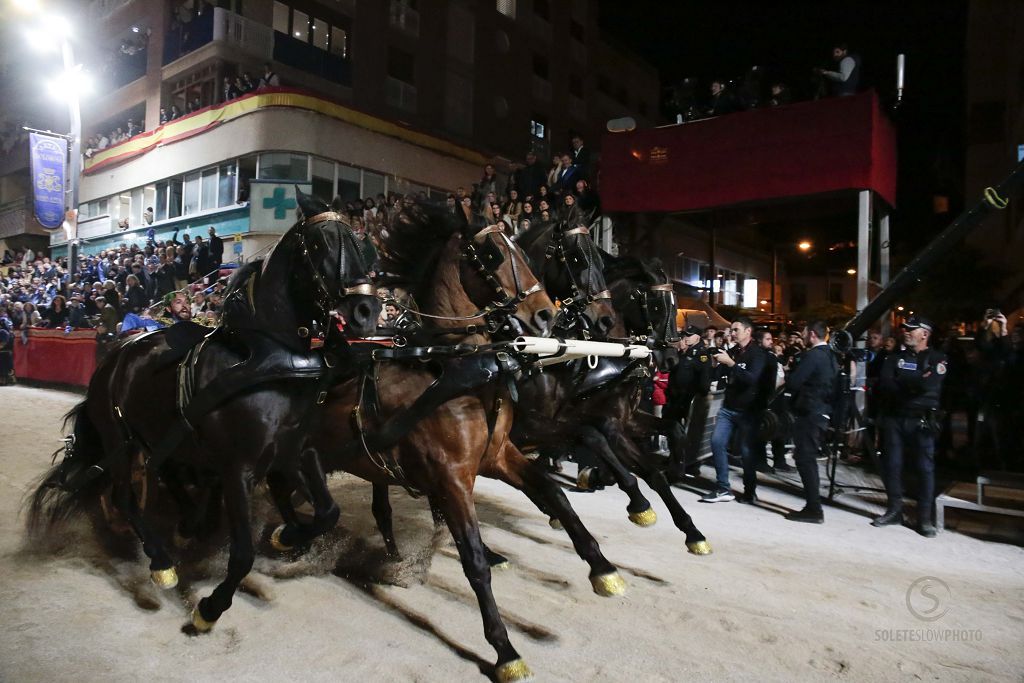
786,507 -> 824,523
871,504 -> 904,527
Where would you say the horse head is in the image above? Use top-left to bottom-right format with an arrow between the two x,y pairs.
607,257 -> 681,370
293,187 -> 380,338
517,205 -> 616,339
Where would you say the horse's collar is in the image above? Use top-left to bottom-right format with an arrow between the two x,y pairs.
563,225 -> 590,237
472,224 -> 506,241
304,211 -> 349,227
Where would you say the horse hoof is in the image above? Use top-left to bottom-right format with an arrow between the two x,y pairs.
491,560 -> 511,570
687,540 -> 713,555
270,525 -> 293,552
495,658 -> 533,683
548,518 -> 562,530
628,508 -> 657,527
590,571 -> 627,597
150,567 -> 179,590
191,606 -> 217,633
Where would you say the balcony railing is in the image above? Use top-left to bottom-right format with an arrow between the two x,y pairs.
272,32 -> 352,87
163,7 -> 216,65
385,77 -> 418,113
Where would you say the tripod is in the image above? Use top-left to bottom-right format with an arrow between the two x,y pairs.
825,369 -> 885,501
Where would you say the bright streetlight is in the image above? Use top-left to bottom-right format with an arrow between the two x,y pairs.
797,240 -> 812,251
846,268 -> 857,275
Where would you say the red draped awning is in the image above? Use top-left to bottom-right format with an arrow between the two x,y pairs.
600,90 -> 897,213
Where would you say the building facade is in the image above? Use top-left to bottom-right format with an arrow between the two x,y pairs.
0,0 -> 660,261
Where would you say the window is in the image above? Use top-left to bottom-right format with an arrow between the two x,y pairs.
532,53 -> 548,80
447,3 -> 475,64
569,19 -> 584,42
130,187 -> 144,226
496,0 -> 516,18
238,155 -> 257,202
336,164 -> 360,203
388,47 -> 415,84
534,0 -> 549,20
218,163 -> 236,208
168,179 -> 182,219
389,0 -> 420,35
530,116 -> 546,139
569,73 -> 583,98
258,152 -> 308,181
200,167 -> 218,211
292,10 -> 310,41
312,157 -> 334,202
363,170 -> 385,199
183,172 -> 201,215
329,26 -> 347,58
312,18 -> 329,51
272,1 -> 289,34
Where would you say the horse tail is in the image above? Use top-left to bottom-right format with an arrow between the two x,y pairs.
26,398 -> 110,536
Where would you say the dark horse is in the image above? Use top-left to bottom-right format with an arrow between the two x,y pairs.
275,205 -> 627,682
28,190 -> 380,632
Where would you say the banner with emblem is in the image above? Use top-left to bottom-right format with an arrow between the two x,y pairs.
29,132 -> 67,231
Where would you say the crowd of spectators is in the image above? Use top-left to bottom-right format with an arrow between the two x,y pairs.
84,117 -> 146,158
666,42 -> 862,122
0,227 -> 226,354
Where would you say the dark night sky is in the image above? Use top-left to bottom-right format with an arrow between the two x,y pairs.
596,0 -> 968,250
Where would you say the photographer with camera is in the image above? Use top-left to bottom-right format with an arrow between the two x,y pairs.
975,308 -> 1017,469
872,315 -> 947,537
783,320 -> 839,524
700,317 -> 769,503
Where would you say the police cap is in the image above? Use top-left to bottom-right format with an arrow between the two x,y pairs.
900,315 -> 933,332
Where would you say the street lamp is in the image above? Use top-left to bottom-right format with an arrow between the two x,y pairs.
14,2 -> 83,271
771,240 -> 814,315
797,240 -> 812,251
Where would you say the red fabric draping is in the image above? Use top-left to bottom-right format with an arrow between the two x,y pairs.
13,328 -> 96,387
600,91 -> 898,213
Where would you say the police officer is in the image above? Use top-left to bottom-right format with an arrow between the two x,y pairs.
784,320 -> 839,523
873,315 -> 947,537
664,324 -> 713,479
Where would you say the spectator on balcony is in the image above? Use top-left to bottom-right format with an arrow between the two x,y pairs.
192,235 -> 213,281
241,73 -> 256,93
513,151 -> 547,201
707,79 -> 740,116
160,107 -> 168,125
570,134 -> 593,182
126,119 -> 139,137
170,104 -> 182,120
502,188 -> 523,223
67,293 -> 90,328
815,43 -> 861,97
553,152 -> 580,198
258,63 -> 280,89
223,76 -> 240,102
475,164 -> 500,204
97,132 -> 110,150
769,82 -> 792,107
143,206 -> 154,225
207,226 -> 224,269
234,76 -> 249,97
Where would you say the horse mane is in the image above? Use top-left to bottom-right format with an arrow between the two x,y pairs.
600,248 -> 666,287
372,202 -> 468,295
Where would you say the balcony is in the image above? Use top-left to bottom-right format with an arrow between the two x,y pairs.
0,199 -> 47,240
272,33 -> 351,87
163,8 -> 273,66
385,77 -> 417,113
389,2 -> 421,36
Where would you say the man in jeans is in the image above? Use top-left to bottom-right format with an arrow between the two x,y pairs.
701,316 -> 769,503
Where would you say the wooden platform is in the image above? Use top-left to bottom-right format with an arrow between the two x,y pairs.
936,472 -> 1024,538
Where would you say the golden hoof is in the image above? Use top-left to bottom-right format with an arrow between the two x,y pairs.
492,561 -> 511,571
590,571 -> 627,597
548,518 -> 563,530
150,567 -> 179,590
270,525 -> 293,552
628,508 -> 658,527
687,540 -> 713,555
191,606 -> 217,633
495,658 -> 533,683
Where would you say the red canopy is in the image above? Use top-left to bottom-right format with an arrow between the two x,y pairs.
600,91 -> 897,213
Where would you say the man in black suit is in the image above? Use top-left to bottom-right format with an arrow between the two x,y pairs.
207,226 -> 224,269
555,152 -> 580,197
570,134 -> 592,182
514,151 -> 547,200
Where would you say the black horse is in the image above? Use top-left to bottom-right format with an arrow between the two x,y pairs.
28,190 -> 380,632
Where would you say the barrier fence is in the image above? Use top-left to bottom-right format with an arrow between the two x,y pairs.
11,328 -> 97,387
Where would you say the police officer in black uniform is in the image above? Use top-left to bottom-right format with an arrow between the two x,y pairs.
665,324 -> 713,479
872,315 -> 947,537
784,319 -> 839,523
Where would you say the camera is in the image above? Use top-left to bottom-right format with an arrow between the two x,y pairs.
984,308 -> 1001,320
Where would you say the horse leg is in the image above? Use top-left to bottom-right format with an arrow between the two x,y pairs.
191,467 -> 254,632
371,483 -> 401,558
576,424 -> 655,526
601,419 -> 712,555
110,470 -> 178,589
484,446 -> 624,596
160,462 -> 208,544
429,489 -> 530,683
267,449 -> 340,551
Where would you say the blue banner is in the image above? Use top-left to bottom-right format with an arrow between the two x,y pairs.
29,132 -> 67,231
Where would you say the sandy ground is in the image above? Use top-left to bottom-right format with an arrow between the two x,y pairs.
1,384 -> 1022,682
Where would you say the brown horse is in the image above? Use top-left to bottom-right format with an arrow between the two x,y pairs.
277,204 -> 626,682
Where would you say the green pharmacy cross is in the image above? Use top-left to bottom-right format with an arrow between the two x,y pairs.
263,187 -> 297,220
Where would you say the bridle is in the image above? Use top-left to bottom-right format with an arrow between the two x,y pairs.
547,224 -> 612,310
299,210 -> 375,318
632,281 -> 680,349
